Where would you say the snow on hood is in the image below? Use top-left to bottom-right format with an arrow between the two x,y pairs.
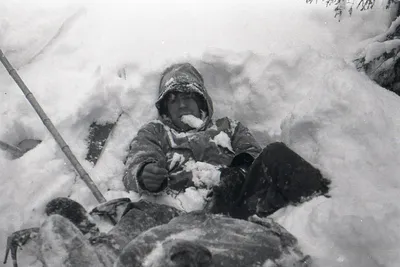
155,63 -> 214,131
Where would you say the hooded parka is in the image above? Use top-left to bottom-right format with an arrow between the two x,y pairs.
123,63 -> 261,193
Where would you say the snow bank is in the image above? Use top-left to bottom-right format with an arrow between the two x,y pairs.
274,50 -> 400,267
184,160 -> 221,189
0,0 -> 398,267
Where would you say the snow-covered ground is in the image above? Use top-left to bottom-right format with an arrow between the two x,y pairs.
1,0 -> 399,266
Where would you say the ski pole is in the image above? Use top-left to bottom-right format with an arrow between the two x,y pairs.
0,48 -> 106,203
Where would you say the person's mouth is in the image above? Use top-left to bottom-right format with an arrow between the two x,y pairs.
179,112 -> 191,117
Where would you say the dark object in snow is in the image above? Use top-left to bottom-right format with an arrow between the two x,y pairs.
41,199 -> 181,267
86,200 -> 182,267
85,68 -> 125,166
104,200 -> 183,251
3,228 -> 40,267
85,120 -> 119,165
16,139 -> 41,154
240,142 -> 331,212
45,197 -> 100,235
44,197 -> 182,251
4,198 -> 182,267
6,199 -> 311,267
0,140 -> 24,158
115,211 -> 312,267
90,197 -> 132,225
207,142 -> 331,219
0,139 -> 41,159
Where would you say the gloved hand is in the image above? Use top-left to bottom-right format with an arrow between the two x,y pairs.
141,163 -> 168,192
168,170 -> 194,191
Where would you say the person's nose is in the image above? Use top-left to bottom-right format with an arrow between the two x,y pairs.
178,98 -> 187,108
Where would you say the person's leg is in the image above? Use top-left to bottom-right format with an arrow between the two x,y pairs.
39,214 -> 105,267
236,142 -> 330,217
45,198 -> 123,266
45,197 -> 99,235
204,153 -> 286,218
204,167 -> 247,216
231,153 -> 285,218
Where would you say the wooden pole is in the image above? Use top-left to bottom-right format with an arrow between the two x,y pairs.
0,48 -> 106,203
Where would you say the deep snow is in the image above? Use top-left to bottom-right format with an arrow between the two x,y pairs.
0,0 -> 399,266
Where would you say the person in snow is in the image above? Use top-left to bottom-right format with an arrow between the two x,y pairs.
123,63 -> 330,218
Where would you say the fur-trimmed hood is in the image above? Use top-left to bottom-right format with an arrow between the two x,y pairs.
155,63 -> 214,131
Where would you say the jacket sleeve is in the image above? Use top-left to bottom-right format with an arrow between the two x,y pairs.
230,120 -> 262,167
123,122 -> 168,194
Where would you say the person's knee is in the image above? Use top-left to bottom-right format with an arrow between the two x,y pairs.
258,141 -> 330,204
260,142 -> 290,162
40,215 -> 104,267
40,214 -> 81,240
45,198 -> 97,235
261,142 -> 286,154
45,197 -> 88,224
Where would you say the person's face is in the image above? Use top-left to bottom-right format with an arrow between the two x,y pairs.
166,92 -> 201,131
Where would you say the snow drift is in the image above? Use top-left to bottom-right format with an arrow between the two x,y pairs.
0,0 -> 399,266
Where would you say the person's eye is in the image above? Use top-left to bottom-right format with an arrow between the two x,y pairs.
181,94 -> 192,100
168,94 -> 176,103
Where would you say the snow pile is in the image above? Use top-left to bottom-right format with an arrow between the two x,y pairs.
0,0 -> 399,267
0,1 -> 84,69
211,132 -> 234,152
181,114 -> 204,129
356,15 -> 400,63
363,39 -> 400,63
140,187 -> 209,212
168,152 -> 186,171
183,160 -> 221,189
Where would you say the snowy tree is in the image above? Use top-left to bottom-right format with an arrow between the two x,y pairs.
307,0 -> 400,95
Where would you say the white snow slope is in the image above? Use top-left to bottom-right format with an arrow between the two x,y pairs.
0,0 -> 399,266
